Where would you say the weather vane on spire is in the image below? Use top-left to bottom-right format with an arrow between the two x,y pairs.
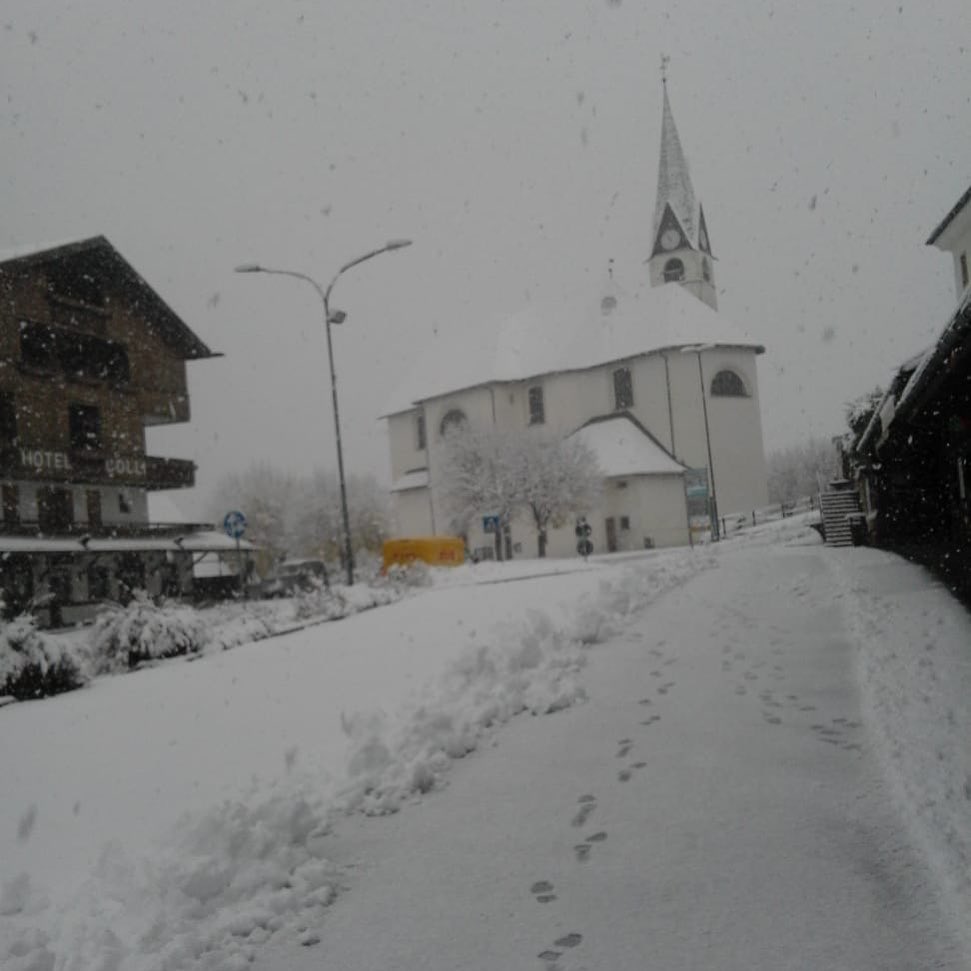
661,53 -> 670,86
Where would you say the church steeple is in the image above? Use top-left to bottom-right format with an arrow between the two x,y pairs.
648,64 -> 718,310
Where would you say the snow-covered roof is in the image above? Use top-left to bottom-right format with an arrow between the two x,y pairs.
0,236 -> 217,360
383,283 -> 762,416
391,469 -> 430,492
568,413 -> 686,477
654,83 -> 699,242
926,183 -> 971,246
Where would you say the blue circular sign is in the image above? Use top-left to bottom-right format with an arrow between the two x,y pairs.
223,510 -> 247,539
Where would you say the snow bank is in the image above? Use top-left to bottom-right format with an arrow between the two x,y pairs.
833,548 -> 971,955
0,548 -> 711,971
339,548 -> 714,815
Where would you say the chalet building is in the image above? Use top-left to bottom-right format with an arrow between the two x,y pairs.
383,80 -> 769,558
853,184 -> 971,599
0,236 -> 243,625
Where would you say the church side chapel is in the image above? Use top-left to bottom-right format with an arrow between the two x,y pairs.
384,72 -> 769,558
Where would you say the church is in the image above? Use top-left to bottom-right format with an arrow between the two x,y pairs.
383,80 -> 769,559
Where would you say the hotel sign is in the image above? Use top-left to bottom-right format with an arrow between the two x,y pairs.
17,448 -> 147,479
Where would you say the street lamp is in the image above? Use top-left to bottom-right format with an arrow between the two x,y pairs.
680,343 -> 720,541
236,239 -> 413,584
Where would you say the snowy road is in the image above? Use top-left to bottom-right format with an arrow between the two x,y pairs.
257,542 -> 968,970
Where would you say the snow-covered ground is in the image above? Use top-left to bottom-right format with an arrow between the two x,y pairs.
2,521 -> 969,969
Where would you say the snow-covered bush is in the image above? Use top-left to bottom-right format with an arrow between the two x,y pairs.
294,582 -> 349,621
89,593 -> 209,672
381,560 -> 432,589
0,614 -> 86,700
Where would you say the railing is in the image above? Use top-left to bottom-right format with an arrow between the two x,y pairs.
0,520 -> 216,539
718,495 -> 820,538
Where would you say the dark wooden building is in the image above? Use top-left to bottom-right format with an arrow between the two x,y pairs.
0,237 -> 242,624
853,188 -> 971,601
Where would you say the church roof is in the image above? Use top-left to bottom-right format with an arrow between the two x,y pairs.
382,282 -> 763,416
653,83 -> 700,245
568,413 -> 686,477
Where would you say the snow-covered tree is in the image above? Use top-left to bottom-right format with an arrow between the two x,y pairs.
437,424 -> 601,558
518,431 -> 601,557
437,425 -> 522,557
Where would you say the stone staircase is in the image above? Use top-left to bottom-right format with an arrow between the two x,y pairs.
819,480 -> 862,547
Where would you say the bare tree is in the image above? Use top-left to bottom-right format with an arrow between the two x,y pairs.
210,464 -> 390,572
766,437 -> 838,504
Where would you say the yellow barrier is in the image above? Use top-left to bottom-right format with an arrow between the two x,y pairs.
382,536 -> 465,572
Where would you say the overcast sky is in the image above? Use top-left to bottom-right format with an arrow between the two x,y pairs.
3,0 -> 970,518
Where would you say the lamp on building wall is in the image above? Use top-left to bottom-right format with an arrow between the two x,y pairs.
235,239 -> 412,585
680,343 -> 720,541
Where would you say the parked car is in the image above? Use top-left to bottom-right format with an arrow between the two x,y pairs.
258,558 -> 329,598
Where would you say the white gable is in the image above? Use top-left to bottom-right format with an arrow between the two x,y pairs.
568,415 -> 686,477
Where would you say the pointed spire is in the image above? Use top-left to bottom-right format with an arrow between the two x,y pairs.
653,69 -> 698,243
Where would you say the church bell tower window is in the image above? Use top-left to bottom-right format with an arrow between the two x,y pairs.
663,258 -> 685,283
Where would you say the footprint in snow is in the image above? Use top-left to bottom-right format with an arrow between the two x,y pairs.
530,879 -> 557,903
586,831 -> 607,842
616,740 -> 633,758
572,801 -> 596,827
640,715 -> 661,726
735,685 -> 747,695
574,843 -> 591,862
618,769 -> 632,782
555,933 -> 583,948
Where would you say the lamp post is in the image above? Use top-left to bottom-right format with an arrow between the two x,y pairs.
681,343 -> 720,541
236,239 -> 412,584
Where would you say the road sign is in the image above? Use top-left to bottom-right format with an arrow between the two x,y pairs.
482,515 -> 500,533
223,510 -> 247,540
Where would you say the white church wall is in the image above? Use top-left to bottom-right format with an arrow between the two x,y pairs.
605,476 -> 689,550
386,409 -> 426,483
392,486 -> 434,537
706,352 -> 770,516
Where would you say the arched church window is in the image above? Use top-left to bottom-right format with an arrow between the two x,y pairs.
710,370 -> 748,397
439,408 -> 468,436
663,258 -> 685,283
702,258 -> 711,282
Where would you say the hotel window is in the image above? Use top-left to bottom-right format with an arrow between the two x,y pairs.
86,489 -> 103,528
613,367 -> 633,410
37,486 -> 74,532
416,412 -> 426,450
0,393 -> 17,447
3,484 -> 19,526
528,386 -> 545,425
620,516 -> 631,530
69,404 -> 102,451
118,491 -> 132,515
